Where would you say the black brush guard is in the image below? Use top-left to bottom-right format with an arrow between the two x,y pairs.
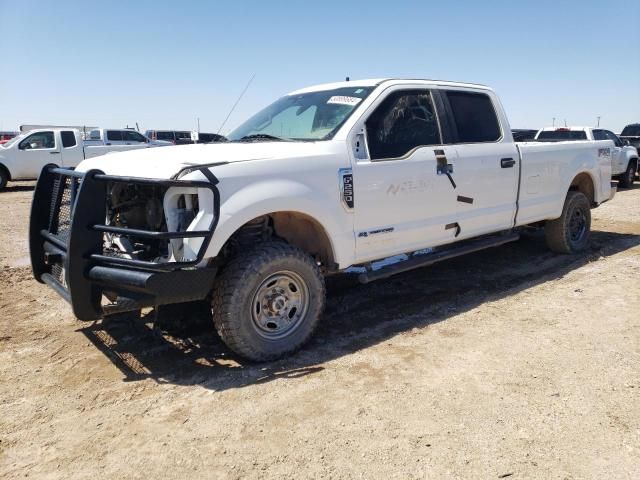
30,167 -> 220,320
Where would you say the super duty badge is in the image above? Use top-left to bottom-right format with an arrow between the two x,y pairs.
339,168 -> 354,210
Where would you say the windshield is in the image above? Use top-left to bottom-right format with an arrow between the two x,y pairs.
621,125 -> 640,137
537,130 -> 587,140
227,86 -> 375,141
0,132 -> 27,148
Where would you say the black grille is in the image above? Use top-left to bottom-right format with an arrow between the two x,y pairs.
51,263 -> 65,284
48,176 -> 78,244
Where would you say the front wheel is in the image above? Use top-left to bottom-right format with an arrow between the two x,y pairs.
211,241 -> 326,361
618,161 -> 637,188
0,168 -> 8,191
544,191 -> 591,254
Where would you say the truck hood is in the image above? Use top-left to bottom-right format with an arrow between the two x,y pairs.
76,141 -> 336,178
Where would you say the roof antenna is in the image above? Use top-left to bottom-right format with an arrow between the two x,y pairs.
217,73 -> 256,135
345,76 -> 350,82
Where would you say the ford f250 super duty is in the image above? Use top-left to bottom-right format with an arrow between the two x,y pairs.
30,78 -> 616,361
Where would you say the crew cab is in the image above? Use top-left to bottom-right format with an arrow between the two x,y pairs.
30,78 -> 616,361
0,128 -> 171,190
535,126 -> 639,187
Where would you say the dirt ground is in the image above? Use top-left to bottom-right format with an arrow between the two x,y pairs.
1,181 -> 639,479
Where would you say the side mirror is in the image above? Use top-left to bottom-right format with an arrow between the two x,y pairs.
623,139 -> 630,146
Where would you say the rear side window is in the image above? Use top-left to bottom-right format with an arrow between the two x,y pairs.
537,130 -> 587,140
365,89 -> 441,160
446,91 -> 501,143
593,130 -> 606,141
176,131 -> 191,140
157,131 -> 174,141
61,131 -> 76,148
106,130 -> 124,141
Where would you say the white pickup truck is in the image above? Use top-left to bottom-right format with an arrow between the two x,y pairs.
535,126 -> 639,187
30,78 -> 616,361
0,128 -> 170,190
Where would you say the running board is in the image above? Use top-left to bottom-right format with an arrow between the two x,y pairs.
358,232 -> 520,284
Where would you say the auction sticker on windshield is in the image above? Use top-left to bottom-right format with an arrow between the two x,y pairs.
327,96 -> 362,106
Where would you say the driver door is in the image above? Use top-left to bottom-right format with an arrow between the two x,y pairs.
15,131 -> 59,179
349,87 -> 458,263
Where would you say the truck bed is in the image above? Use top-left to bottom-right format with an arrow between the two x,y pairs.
515,140 -> 613,225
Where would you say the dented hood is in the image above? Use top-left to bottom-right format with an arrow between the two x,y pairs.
75,141 -> 334,178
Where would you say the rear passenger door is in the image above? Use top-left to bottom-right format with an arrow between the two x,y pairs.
440,89 -> 519,239
105,130 -> 125,145
122,130 -> 150,149
59,131 -> 84,168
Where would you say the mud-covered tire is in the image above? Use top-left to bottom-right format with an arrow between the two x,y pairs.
0,168 -> 8,191
544,191 -> 591,254
211,241 -> 325,361
618,161 -> 637,188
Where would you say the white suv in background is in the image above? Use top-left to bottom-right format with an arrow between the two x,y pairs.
86,129 -> 172,147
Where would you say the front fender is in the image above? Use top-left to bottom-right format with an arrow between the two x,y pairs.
204,178 -> 353,267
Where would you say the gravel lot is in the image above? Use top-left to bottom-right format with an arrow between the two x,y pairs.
1,181 -> 639,479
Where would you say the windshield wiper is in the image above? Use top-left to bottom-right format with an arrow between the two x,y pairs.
235,134 -> 290,142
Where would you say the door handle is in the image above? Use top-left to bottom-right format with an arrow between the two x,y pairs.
501,158 -> 516,168
50,151 -> 60,155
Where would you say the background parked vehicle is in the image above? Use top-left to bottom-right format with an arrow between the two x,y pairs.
144,130 -> 193,145
620,123 -> 640,151
194,132 -> 226,144
144,130 -> 226,144
535,127 -> 638,188
0,131 -> 18,145
0,128 -> 168,190
31,78 -> 616,361
86,128 -> 171,147
511,129 -> 538,142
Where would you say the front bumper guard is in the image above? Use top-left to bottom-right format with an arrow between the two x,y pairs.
30,166 -> 220,320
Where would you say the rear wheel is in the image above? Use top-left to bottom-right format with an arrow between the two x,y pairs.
618,161 -> 637,188
544,191 -> 591,254
211,241 -> 325,361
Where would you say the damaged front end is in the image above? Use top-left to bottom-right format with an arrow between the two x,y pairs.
29,167 -> 220,320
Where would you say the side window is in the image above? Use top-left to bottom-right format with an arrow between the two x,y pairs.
89,129 -> 101,140
593,130 -> 606,141
61,131 -> 77,148
365,90 -> 441,160
157,131 -> 174,141
123,131 -> 146,142
604,130 -> 622,147
106,130 -> 124,141
19,131 -> 55,150
446,91 -> 501,143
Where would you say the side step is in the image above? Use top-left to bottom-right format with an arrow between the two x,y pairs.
358,232 -> 520,284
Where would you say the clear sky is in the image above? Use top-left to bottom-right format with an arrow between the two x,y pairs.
1,0 -> 638,134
